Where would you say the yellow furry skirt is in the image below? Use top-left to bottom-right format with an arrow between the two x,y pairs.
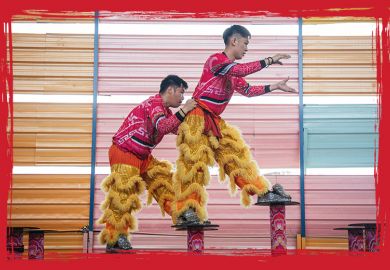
172,107 -> 271,224
98,144 -> 175,245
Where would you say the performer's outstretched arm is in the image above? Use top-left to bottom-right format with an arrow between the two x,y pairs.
233,77 -> 270,97
213,53 -> 292,77
213,60 -> 266,77
234,76 -> 297,97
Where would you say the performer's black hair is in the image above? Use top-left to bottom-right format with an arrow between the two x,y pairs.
223,25 -> 251,45
159,75 -> 188,94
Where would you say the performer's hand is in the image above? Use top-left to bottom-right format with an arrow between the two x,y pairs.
182,98 -> 197,114
270,77 -> 297,93
271,54 -> 291,65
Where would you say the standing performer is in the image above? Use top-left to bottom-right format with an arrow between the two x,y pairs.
98,75 -> 197,252
173,25 -> 297,225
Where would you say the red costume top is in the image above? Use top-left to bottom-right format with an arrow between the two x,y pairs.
113,94 -> 184,159
193,52 -> 270,116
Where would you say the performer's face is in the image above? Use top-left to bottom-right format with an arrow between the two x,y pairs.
232,35 -> 249,60
167,86 -> 185,108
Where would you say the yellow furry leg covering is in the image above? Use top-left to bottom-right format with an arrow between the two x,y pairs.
215,119 -> 271,206
142,157 -> 175,217
172,110 -> 214,224
97,163 -> 145,245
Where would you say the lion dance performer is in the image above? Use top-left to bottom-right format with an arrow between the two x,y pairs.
98,75 -> 197,252
172,25 -> 297,225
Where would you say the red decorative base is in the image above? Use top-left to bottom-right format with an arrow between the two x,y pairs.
270,204 -> 287,255
348,223 -> 380,252
7,227 -> 24,254
28,231 -> 45,259
365,227 -> 380,252
256,200 -> 298,256
347,229 -> 364,251
173,223 -> 218,253
187,229 -> 204,253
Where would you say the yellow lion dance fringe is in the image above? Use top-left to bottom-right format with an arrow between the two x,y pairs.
144,159 -> 175,216
172,113 -> 213,223
98,163 -> 145,244
173,111 -> 273,222
215,120 -> 271,206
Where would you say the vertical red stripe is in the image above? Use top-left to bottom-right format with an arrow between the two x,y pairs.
1,18 -> 13,260
376,16 -> 389,253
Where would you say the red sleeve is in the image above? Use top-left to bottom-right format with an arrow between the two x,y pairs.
209,54 -> 266,77
150,106 -> 182,136
170,125 -> 179,135
233,77 -> 270,97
